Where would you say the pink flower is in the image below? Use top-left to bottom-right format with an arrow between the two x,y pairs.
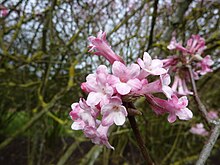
112,61 -> 142,95
207,111 -> 218,120
101,97 -> 128,126
91,124 -> 114,149
190,123 -> 209,136
167,37 -> 188,52
162,56 -> 178,69
171,75 -> 193,95
137,52 -> 167,76
82,65 -> 115,107
88,31 -> 124,64
70,99 -> 97,128
196,55 -> 214,75
70,99 -> 115,149
71,119 -> 86,130
138,74 -> 173,99
81,65 -> 109,93
186,35 -> 206,55
146,94 -> 193,123
168,35 -> 206,55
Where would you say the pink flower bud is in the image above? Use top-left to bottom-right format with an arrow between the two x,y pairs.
88,31 -> 124,64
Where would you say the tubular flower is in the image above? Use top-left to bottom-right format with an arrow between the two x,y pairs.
101,97 -> 128,126
138,74 -> 173,99
186,35 -> 206,55
88,31 -> 124,64
112,61 -> 142,95
171,74 -> 193,95
196,55 -> 214,75
165,34 -> 213,96
137,52 -> 167,76
69,31 -> 196,149
146,94 -> 193,123
168,35 -> 206,55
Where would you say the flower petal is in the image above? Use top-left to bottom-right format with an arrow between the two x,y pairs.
116,82 -> 131,95
87,92 -> 103,106
150,67 -> 167,75
176,108 -> 193,120
168,113 -> 177,123
114,112 -> 126,126
127,78 -> 142,91
112,61 -> 127,78
128,63 -> 140,78
71,120 -> 85,130
137,58 -> 145,69
143,52 -> 152,66
102,112 -> 115,126
162,86 -> 173,99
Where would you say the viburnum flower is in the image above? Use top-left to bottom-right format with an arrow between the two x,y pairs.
70,99 -> 96,128
167,37 -> 188,53
101,97 -> 128,126
166,34 -> 214,96
186,35 -> 206,55
168,35 -> 206,55
137,52 -> 167,76
69,30 -> 195,149
146,94 -> 193,123
138,74 -> 173,99
112,61 -> 142,95
171,74 -> 193,95
190,123 -> 209,136
196,55 -> 214,75
162,56 -> 179,69
70,98 -> 115,149
82,65 -> 115,107
88,31 -> 124,64
91,124 -> 114,150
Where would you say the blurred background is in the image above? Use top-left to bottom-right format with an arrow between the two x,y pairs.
0,0 -> 220,164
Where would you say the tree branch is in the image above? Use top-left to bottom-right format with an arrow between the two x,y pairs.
196,124 -> 220,165
188,65 -> 220,164
187,65 -> 210,124
146,0 -> 159,51
124,102 -> 154,165
162,0 -> 192,42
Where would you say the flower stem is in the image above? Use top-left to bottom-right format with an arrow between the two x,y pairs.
187,65 -> 210,124
188,65 -> 220,164
124,102 -> 154,165
126,107 -> 154,165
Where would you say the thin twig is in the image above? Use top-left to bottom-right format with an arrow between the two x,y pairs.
124,101 -> 154,164
196,124 -> 220,165
162,0 -> 193,41
188,65 -> 220,164
187,65 -> 210,123
128,115 -> 154,165
146,0 -> 159,52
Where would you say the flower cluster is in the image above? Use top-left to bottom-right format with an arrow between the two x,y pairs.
69,31 -> 193,149
165,35 -> 215,136
164,35 -> 214,96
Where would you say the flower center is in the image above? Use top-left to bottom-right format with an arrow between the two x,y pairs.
112,105 -> 120,111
